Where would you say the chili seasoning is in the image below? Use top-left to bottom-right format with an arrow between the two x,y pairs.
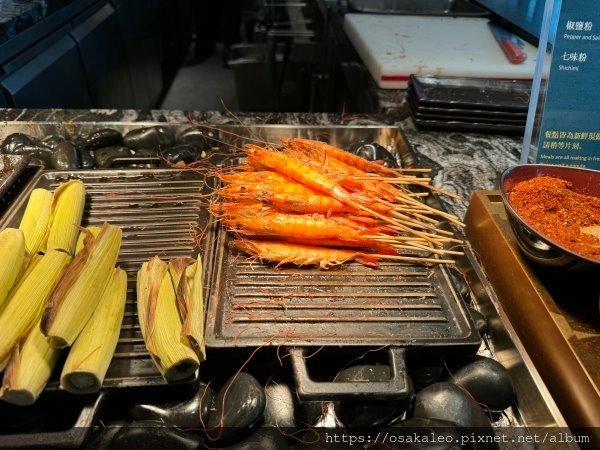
509,176 -> 600,262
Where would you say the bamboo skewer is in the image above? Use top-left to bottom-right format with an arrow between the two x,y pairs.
372,253 -> 455,264
351,176 -> 432,183
406,242 -> 464,256
392,210 -> 439,225
386,243 -> 464,256
395,193 -> 465,226
369,168 -> 432,173
353,173 -> 460,199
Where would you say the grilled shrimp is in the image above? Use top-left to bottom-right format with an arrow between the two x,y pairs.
218,184 -> 358,215
284,146 -> 401,201
214,207 -> 396,253
282,138 -> 398,176
243,144 -> 354,204
232,240 -> 379,269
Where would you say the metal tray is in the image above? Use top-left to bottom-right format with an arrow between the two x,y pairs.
410,75 -> 531,111
207,245 -> 479,349
347,0 -> 489,16
0,155 -> 30,199
0,169 -> 216,390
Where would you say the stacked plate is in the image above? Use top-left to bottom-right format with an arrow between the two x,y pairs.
407,75 -> 531,134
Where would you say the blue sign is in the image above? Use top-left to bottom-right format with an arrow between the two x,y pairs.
535,0 -> 600,170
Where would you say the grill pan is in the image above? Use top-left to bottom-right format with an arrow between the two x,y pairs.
207,242 -> 478,347
206,219 -> 480,399
0,168 -> 215,390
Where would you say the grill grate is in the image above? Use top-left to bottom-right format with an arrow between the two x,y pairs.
206,234 -> 480,348
1,169 -> 215,389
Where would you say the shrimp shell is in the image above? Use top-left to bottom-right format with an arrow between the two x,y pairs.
282,138 -> 398,176
243,144 -> 353,204
232,240 -> 379,269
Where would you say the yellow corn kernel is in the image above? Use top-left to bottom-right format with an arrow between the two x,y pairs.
46,180 -> 86,255
18,188 -> 52,255
168,256 -> 206,361
61,268 -> 127,394
42,222 -> 122,348
0,228 -> 26,310
137,257 -> 198,381
0,319 -> 61,405
0,250 -> 72,371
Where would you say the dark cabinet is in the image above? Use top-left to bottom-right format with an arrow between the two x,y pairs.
111,0 -> 163,109
0,0 -> 185,109
1,32 -> 92,108
0,89 -> 9,107
70,2 -> 134,108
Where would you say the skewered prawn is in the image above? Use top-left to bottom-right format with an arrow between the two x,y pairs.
243,144 -> 354,204
212,205 -> 397,253
282,138 -> 399,176
233,240 -> 379,269
284,145 -> 402,200
217,184 -> 358,215
217,170 -> 395,215
243,145 -> 400,223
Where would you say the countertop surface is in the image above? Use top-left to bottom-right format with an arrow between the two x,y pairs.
0,108 -> 522,219
0,0 -> 76,45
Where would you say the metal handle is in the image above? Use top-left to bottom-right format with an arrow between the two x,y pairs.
104,156 -> 164,168
290,347 -> 409,401
0,392 -> 105,449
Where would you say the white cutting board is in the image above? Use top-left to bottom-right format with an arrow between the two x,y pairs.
344,14 -> 538,89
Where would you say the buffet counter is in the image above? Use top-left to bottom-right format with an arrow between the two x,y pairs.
1,108 -> 570,450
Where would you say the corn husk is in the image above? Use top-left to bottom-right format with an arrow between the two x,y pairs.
0,319 -> 61,405
75,226 -> 102,255
46,180 -> 86,255
137,257 -> 198,381
0,250 -> 72,371
0,228 -> 26,309
168,256 -> 206,361
18,188 -> 52,256
42,223 -> 122,348
11,254 -> 43,294
61,268 -> 127,394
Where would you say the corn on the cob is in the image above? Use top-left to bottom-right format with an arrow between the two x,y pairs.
0,319 -> 61,405
0,250 -> 72,370
168,256 -> 206,361
46,180 -> 86,255
0,228 -> 26,310
18,188 -> 52,255
75,226 -> 102,255
61,268 -> 126,394
42,222 -> 122,348
137,257 -> 199,381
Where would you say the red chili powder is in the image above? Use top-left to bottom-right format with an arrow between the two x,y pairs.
509,176 -> 600,262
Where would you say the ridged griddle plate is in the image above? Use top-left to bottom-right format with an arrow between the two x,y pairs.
206,228 -> 480,349
0,169 -> 215,389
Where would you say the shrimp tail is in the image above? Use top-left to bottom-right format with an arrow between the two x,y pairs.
355,253 -> 380,268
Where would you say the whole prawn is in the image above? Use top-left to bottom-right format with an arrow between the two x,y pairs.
282,138 -> 399,176
218,184 -> 359,215
242,145 -> 395,220
284,146 -> 400,201
232,239 -> 379,269
212,205 -> 396,253
284,147 -> 406,201
243,144 -> 354,204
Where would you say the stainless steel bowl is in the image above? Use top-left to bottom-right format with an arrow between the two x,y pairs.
499,164 -> 600,269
